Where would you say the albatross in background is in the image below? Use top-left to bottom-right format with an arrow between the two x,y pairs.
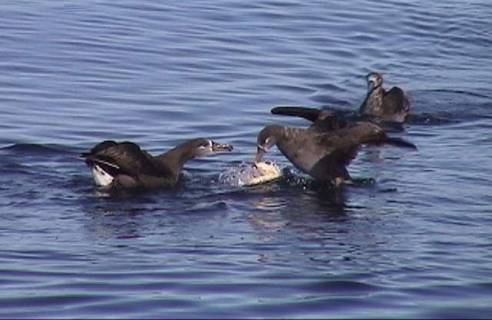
359,72 -> 410,123
272,71 -> 410,128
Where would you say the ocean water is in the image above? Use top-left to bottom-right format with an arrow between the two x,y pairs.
1,0 -> 492,318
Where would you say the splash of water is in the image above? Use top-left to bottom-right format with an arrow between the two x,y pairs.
218,161 -> 282,187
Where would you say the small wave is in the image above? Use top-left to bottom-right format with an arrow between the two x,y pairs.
429,89 -> 492,100
408,89 -> 492,125
407,113 -> 459,126
184,200 -> 228,213
0,143 -> 76,155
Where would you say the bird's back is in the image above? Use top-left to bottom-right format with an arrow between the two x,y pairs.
275,127 -> 360,180
82,141 -> 177,189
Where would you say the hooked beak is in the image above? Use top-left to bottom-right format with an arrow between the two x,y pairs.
255,144 -> 267,163
211,141 -> 233,152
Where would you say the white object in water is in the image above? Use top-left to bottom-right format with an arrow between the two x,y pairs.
246,161 -> 282,186
91,165 -> 114,187
219,161 -> 282,187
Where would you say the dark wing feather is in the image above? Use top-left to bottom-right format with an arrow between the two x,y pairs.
83,142 -> 169,177
381,136 -> 417,149
271,106 -> 345,132
383,87 -> 409,114
271,106 -> 321,123
309,146 -> 358,181
316,131 -> 361,165
272,128 -> 319,174
273,128 -> 356,179
299,132 -> 360,181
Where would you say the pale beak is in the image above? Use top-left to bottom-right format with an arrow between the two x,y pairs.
211,141 -> 233,152
255,145 -> 267,163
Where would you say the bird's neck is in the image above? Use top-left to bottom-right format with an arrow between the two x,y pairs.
156,140 -> 197,174
364,87 -> 384,114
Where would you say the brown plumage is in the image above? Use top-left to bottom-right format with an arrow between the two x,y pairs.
255,122 -> 415,186
81,138 -> 233,190
271,106 -> 357,132
359,72 -> 410,123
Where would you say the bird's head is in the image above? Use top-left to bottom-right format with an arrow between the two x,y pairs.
191,138 -> 233,157
366,72 -> 383,92
255,126 -> 279,163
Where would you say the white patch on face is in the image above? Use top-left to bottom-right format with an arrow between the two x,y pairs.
368,75 -> 382,88
91,165 -> 114,187
197,140 -> 213,155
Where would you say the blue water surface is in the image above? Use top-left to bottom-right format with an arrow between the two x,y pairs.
1,0 -> 492,318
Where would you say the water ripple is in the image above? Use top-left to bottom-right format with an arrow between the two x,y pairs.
1,0 -> 492,318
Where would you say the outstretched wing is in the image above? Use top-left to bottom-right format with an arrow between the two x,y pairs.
274,128 -> 359,180
331,121 -> 416,149
309,146 -> 359,182
384,87 -> 410,115
315,132 -> 361,165
271,106 -> 322,123
311,133 -> 359,181
271,106 -> 345,132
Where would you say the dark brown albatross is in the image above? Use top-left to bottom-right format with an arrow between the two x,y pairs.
255,122 -> 415,186
81,138 -> 233,190
359,72 -> 410,123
